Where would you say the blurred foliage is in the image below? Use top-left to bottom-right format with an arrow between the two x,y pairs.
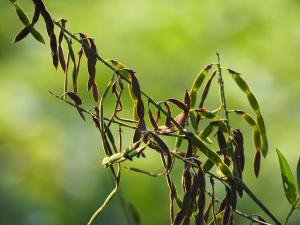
1,0 -> 300,224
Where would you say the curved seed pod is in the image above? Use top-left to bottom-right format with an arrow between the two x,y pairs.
167,98 -> 188,113
190,133 -> 232,178
151,133 -> 172,175
228,69 -> 268,157
148,108 -> 159,130
190,64 -> 213,109
233,110 -> 261,154
254,151 -> 261,177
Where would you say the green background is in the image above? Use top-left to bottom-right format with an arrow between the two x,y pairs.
1,0 -> 300,224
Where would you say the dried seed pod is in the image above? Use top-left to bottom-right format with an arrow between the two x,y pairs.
148,108 -> 159,130
66,91 -> 82,105
190,64 -> 213,108
184,90 -> 191,110
254,151 -> 261,177
92,82 -> 99,102
195,165 -> 206,225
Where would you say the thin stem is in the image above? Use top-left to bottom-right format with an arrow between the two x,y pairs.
283,196 -> 299,225
241,181 -> 282,225
216,53 -> 232,143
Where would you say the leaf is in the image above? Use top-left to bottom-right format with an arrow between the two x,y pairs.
276,149 -> 297,204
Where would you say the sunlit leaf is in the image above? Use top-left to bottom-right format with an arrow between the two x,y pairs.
276,149 -> 297,205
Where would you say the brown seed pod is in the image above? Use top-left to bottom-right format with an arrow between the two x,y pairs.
254,151 -> 261,177
66,91 -> 82,105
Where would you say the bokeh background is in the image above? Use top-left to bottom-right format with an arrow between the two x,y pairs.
1,0 -> 300,224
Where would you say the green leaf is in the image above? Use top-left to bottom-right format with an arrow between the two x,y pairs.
297,156 -> 300,194
276,149 -> 297,205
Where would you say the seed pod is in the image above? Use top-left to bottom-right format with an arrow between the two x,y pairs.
87,38 -> 98,90
74,48 -> 83,93
190,64 -> 213,108
184,90 -> 191,110
254,151 -> 261,177
195,165 -> 206,225
167,98 -> 188,113
92,82 -> 99,102
217,127 -> 227,152
164,102 -> 173,127
66,91 -> 82,105
58,19 -> 67,72
233,110 -> 261,154
151,133 -> 172,175
148,108 -> 159,130
228,69 -> 268,157
14,28 -> 30,43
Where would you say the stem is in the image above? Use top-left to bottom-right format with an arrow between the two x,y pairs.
241,182 -> 282,225
283,196 -> 299,225
216,53 -> 232,143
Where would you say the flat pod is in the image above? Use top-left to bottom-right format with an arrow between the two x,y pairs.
190,64 -> 213,108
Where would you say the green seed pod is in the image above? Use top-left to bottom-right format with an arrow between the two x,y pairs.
190,64 -> 212,109
228,69 -> 268,157
233,110 -> 261,154
190,133 -> 232,178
